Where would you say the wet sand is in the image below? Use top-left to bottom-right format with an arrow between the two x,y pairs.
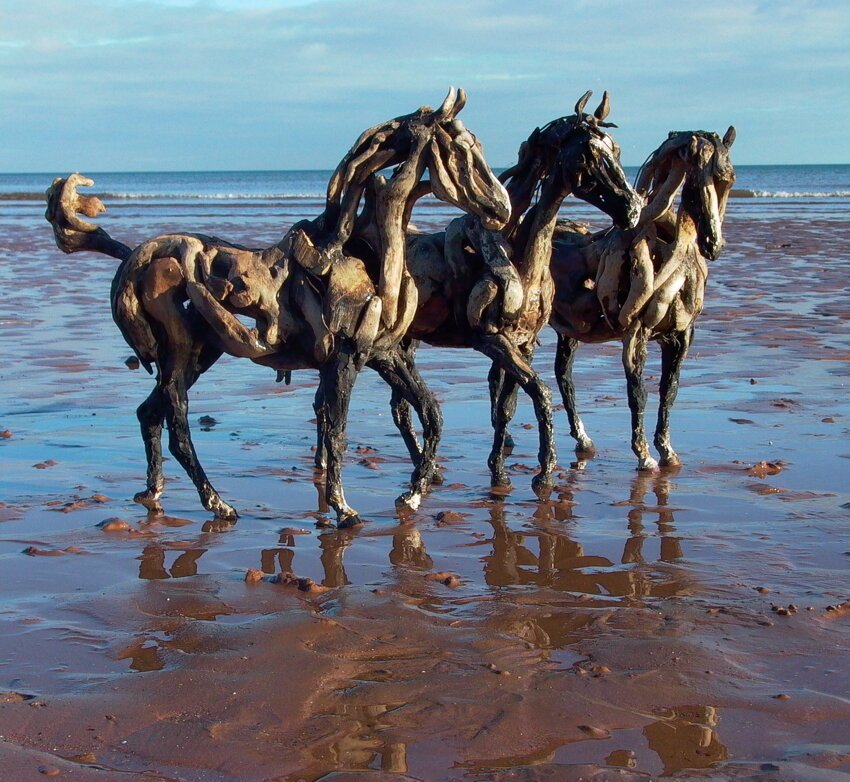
0,198 -> 849,780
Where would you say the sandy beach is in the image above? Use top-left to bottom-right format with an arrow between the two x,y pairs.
0,190 -> 849,780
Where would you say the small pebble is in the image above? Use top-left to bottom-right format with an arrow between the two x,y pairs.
97,518 -> 131,532
124,356 -> 140,370
38,766 -> 60,777
434,510 -> 466,525
67,753 -> 97,764
577,724 -> 610,739
297,577 -> 331,595
0,430 -> 11,439
773,693 -> 791,700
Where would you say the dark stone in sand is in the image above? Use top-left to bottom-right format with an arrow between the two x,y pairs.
124,356 -> 140,370
97,517 -> 131,532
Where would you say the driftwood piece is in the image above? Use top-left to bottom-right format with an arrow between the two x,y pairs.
45,174 -> 131,260
618,236 -> 655,328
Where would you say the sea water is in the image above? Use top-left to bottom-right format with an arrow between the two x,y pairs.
2,164 -> 849,224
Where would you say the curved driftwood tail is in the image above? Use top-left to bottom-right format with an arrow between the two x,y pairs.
45,175 -> 156,373
45,174 -> 132,261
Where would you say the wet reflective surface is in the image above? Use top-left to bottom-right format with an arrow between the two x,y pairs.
1,199 -> 849,780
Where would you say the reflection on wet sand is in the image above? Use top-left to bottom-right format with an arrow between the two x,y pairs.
138,545 -> 207,580
483,471 -> 691,601
644,706 -> 728,775
622,470 -> 685,565
276,703 -> 410,782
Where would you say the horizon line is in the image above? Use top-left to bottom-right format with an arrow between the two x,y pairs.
4,162 -> 850,176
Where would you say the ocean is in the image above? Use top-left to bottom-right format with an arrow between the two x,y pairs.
2,165 -> 849,233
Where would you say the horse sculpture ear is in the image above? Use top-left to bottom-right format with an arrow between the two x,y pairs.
432,87 -> 459,122
454,87 -> 468,116
723,126 -> 736,148
680,134 -> 700,160
574,90 -> 592,116
594,91 -> 610,122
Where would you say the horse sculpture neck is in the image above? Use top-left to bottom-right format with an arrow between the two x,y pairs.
512,174 -> 568,288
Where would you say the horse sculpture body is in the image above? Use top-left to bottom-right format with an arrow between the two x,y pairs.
46,89 -> 511,527
543,127 -> 736,469
377,92 -> 642,489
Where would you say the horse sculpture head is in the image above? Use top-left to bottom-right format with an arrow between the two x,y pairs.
324,87 -> 510,240
636,128 -> 736,260
500,91 -> 642,231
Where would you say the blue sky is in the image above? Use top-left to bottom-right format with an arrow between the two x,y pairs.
1,0 -> 848,171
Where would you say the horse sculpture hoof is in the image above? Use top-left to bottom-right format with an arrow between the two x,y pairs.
490,472 -> 511,488
575,437 -> 596,456
636,455 -> 659,472
338,513 -> 363,530
208,497 -> 239,520
396,491 -> 422,512
133,489 -> 163,513
531,472 -> 554,497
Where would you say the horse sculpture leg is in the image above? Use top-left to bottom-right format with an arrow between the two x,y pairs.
486,364 -> 519,486
154,366 -> 237,519
386,341 -> 425,466
390,391 -> 422,463
370,348 -> 443,511
313,384 -> 328,470
134,387 -> 167,510
654,326 -> 693,466
133,259 -> 235,517
553,334 -> 595,455
135,341 -> 224,512
479,334 -> 556,492
622,323 -> 658,471
319,347 -> 361,528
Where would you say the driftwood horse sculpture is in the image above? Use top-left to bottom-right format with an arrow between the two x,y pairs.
46,89 -> 511,527
543,127 -> 736,469
374,92 -> 642,489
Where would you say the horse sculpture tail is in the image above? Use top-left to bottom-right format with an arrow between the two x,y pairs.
46,174 -> 157,374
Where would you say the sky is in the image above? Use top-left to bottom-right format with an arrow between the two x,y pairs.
1,0 -> 848,171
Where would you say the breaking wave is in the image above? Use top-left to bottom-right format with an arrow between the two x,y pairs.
731,189 -> 850,199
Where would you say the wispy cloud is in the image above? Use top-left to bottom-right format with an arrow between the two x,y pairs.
0,0 -> 847,169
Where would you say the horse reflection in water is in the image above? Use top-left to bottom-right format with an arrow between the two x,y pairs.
643,706 -> 728,775
138,544 -> 208,581
481,470 -> 689,599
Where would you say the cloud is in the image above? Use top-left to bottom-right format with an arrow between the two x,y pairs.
0,0 -> 847,169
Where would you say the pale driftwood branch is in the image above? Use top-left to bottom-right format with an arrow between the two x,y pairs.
45,174 -> 131,260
